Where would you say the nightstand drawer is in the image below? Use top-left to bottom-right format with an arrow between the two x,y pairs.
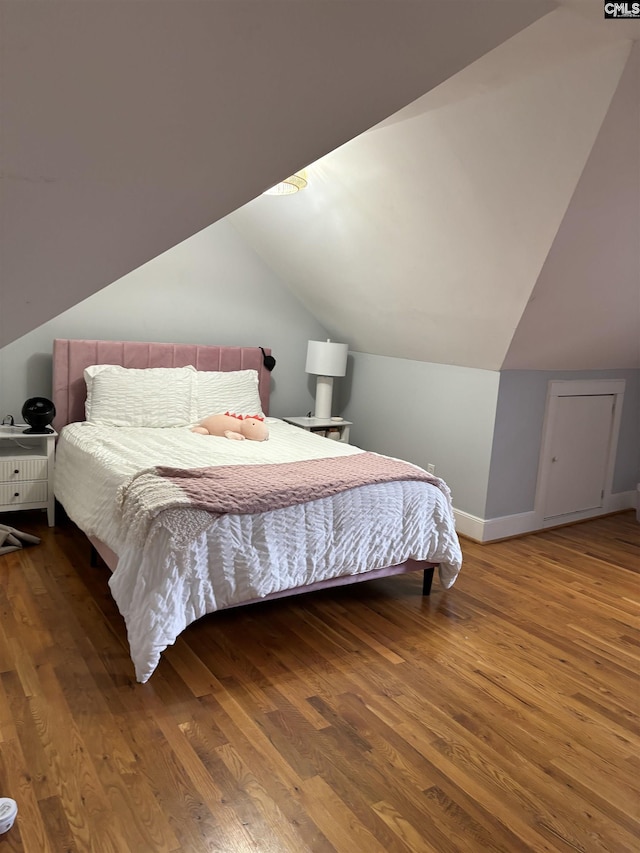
0,426 -> 57,526
0,481 -> 48,505
0,458 -> 48,482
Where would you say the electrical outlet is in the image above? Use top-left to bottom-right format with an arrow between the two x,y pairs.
427,463 -> 435,475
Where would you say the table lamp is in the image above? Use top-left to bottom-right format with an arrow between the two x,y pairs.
305,340 -> 348,419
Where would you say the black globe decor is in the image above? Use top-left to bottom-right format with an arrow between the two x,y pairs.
22,397 -> 56,434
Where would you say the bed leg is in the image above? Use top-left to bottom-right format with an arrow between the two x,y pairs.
422,567 -> 434,596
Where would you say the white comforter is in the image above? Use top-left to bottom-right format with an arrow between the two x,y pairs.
55,420 -> 462,682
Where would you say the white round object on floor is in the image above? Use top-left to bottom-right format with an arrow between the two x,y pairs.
0,798 -> 17,834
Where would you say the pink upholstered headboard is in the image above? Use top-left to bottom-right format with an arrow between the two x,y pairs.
52,339 -> 272,432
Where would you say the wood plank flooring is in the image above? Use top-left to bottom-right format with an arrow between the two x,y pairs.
0,509 -> 638,852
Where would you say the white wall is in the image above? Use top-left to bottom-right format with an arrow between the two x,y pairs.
486,368 -> 640,518
0,220 -> 328,420
339,351 -> 500,518
339,355 -> 639,525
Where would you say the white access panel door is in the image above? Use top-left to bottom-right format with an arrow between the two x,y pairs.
544,394 -> 615,519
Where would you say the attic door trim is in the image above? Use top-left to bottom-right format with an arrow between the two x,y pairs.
534,379 -> 626,529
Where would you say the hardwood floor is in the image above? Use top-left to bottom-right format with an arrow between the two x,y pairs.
0,510 -> 638,852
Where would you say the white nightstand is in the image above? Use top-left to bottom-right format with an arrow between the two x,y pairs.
0,425 -> 57,526
283,416 -> 352,444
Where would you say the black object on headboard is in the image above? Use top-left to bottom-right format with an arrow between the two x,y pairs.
260,347 -> 276,372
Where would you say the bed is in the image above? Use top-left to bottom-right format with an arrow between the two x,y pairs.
52,338 -> 462,683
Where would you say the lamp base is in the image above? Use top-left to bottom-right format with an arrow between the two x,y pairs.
314,376 -> 334,420
23,426 -> 54,434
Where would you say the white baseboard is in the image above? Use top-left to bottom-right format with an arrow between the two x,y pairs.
481,511 -> 538,542
452,509 -> 485,541
453,490 -> 637,543
605,489 -> 637,514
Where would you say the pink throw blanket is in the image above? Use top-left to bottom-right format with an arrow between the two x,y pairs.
153,452 -> 445,517
118,451 -> 450,548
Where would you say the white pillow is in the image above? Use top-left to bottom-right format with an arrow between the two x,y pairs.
86,365 -> 197,427
195,369 -> 263,419
84,364 -> 118,420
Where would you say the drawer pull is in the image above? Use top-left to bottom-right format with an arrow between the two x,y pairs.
14,469 -> 20,475
14,492 -> 19,498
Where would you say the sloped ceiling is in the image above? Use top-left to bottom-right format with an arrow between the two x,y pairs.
503,41 -> 640,369
0,0 -> 556,349
2,1 -> 638,371
230,6 -> 639,370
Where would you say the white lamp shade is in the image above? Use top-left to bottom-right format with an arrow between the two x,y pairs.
305,340 -> 348,377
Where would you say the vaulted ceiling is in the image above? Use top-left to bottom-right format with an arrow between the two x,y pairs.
1,0 -> 638,371
230,7 -> 639,370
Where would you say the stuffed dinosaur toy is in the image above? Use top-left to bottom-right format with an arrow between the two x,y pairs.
191,412 -> 269,441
